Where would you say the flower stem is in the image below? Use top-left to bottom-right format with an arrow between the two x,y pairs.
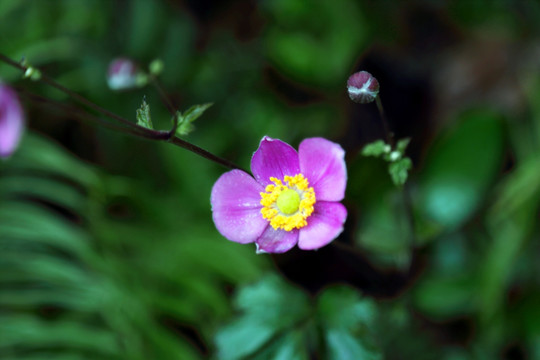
150,76 -> 177,116
0,53 -> 245,172
375,94 -> 417,266
375,96 -> 394,147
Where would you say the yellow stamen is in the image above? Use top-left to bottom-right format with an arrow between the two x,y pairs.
260,174 -> 316,231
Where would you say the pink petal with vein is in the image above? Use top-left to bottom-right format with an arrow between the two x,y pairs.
299,137 -> 346,202
298,201 -> 347,250
251,136 -> 300,186
211,169 -> 267,244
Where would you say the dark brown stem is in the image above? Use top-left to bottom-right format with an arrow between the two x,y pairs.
0,53 -> 245,172
20,90 -> 160,139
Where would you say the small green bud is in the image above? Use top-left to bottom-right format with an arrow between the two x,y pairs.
135,73 -> 149,87
389,151 -> 401,161
24,67 -> 41,81
149,59 -> 164,76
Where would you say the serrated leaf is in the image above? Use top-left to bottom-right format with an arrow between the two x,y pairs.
388,157 -> 412,186
362,140 -> 390,158
136,98 -> 153,129
175,103 -> 213,136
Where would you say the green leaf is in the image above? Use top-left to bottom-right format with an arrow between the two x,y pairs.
249,331 -> 309,360
215,278 -> 382,360
362,140 -> 390,158
355,189 -> 413,269
417,108 -> 504,229
175,103 -> 213,136
215,274 -> 311,360
478,157 -> 540,321
317,286 -> 382,360
4,133 -> 99,188
0,315 -> 120,356
413,273 -> 476,319
136,98 -> 153,129
262,0 -> 366,86
388,157 -> 412,186
396,137 -> 411,154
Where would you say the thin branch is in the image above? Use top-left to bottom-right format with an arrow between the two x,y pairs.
0,53 -> 245,172
375,96 -> 394,147
20,90 -> 156,139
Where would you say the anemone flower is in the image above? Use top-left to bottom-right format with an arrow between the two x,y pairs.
0,83 -> 24,158
211,136 -> 347,253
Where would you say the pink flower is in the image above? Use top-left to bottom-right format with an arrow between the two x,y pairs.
211,136 -> 347,253
0,83 -> 24,158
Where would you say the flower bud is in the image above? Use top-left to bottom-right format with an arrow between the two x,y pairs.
107,58 -> 139,90
0,83 -> 24,158
149,59 -> 164,76
347,71 -> 379,104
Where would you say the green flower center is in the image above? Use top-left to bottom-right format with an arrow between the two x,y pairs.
275,189 -> 300,215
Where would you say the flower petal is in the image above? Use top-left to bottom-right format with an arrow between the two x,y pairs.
299,137 -> 347,201
256,227 -> 299,253
298,201 -> 347,250
251,136 -> 300,187
0,84 -> 24,158
211,169 -> 267,244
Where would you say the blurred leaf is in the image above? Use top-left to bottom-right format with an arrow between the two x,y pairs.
215,274 -> 311,360
136,97 -> 153,129
317,286 -> 381,360
355,189 -> 412,269
478,157 -> 540,322
396,138 -> 411,154
262,0 -> 367,86
388,157 -> 412,186
215,276 -> 382,360
417,109 -> 504,230
0,316 -> 120,356
3,133 -> 100,189
362,140 -> 390,157
249,330 -> 309,360
1,132 -> 272,359
414,273 -> 476,318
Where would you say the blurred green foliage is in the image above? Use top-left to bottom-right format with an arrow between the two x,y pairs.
2,0 -> 540,359
215,275 -> 380,360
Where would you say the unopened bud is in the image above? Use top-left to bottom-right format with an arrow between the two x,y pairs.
0,83 -> 25,158
149,59 -> 164,76
23,67 -> 42,81
107,58 -> 139,90
347,71 -> 379,104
